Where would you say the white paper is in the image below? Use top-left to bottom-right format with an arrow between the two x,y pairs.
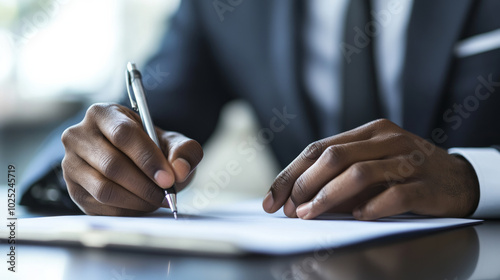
10,200 -> 481,255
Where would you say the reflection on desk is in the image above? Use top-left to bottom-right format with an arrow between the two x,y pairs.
1,221 -> 500,280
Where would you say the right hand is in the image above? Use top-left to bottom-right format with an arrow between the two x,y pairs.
61,103 -> 203,216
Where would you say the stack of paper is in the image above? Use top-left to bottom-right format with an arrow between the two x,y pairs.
3,200 -> 481,255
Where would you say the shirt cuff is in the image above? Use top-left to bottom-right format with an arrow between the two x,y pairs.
448,148 -> 500,218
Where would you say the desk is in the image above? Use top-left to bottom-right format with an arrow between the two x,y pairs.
1,209 -> 499,280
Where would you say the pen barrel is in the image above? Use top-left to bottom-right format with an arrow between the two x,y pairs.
130,79 -> 161,148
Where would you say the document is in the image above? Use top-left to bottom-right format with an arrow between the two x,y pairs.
6,200 -> 481,255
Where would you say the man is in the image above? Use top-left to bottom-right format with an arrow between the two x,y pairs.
20,0 -> 500,219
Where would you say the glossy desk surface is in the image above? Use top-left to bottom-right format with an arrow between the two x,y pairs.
1,208 -> 499,280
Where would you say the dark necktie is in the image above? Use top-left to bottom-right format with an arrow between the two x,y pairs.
341,0 -> 382,131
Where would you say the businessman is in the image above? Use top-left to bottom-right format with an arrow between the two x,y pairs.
21,0 -> 500,219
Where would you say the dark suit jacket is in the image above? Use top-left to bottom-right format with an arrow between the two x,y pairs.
20,0 -> 500,211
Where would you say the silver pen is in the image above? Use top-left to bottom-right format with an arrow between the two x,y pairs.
126,62 -> 178,219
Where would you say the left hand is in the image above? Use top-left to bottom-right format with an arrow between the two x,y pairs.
262,119 -> 480,220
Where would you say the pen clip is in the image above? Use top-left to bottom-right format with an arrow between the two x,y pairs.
126,62 -> 139,111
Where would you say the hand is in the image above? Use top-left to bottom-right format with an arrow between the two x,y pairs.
61,103 -> 203,216
262,119 -> 479,220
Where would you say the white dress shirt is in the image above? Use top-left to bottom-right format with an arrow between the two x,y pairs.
304,0 -> 500,218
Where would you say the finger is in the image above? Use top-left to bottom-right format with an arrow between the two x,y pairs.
286,138 -> 405,217
66,176 -> 149,216
160,131 -> 204,183
264,127 -> 374,213
296,158 -> 408,219
66,154 -> 160,212
173,169 -> 197,193
322,184 -> 388,213
352,183 -> 423,220
67,129 -> 166,207
88,103 -> 175,189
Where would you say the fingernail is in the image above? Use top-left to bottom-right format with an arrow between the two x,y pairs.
172,158 -> 191,182
154,170 -> 174,188
297,203 -> 312,219
284,198 -> 296,217
262,192 -> 274,211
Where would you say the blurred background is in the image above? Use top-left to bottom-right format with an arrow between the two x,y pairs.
0,0 -> 278,211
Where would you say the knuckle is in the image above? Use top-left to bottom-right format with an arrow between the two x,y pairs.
98,154 -> 120,179
61,154 -> 67,165
370,118 -> 397,134
136,149 -> 156,172
312,189 -> 329,208
86,103 -> 111,118
61,128 -> 70,146
291,176 -> 308,204
61,125 -> 78,147
61,155 -> 79,180
388,132 -> 406,142
349,163 -> 371,184
302,141 -> 323,161
322,145 -> 343,168
94,181 -> 114,204
387,132 -> 413,152
373,118 -> 393,127
110,120 -> 137,147
279,168 -> 294,185
141,183 -> 162,204
61,156 -> 71,174
272,168 -> 294,193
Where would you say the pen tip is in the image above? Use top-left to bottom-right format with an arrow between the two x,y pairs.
173,211 -> 178,220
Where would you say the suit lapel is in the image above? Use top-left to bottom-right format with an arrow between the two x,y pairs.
270,0 -> 318,144
402,0 -> 474,137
